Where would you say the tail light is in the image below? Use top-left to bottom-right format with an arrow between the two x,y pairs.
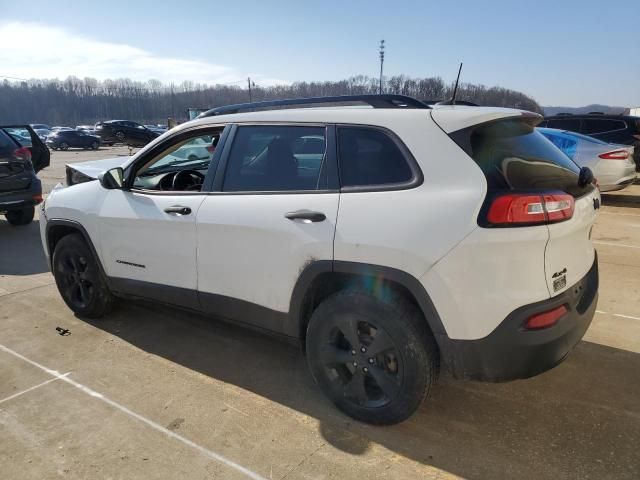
486,192 -> 575,226
525,305 -> 568,330
14,146 -> 32,162
599,149 -> 629,160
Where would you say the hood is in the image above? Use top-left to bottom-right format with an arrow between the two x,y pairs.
67,156 -> 131,179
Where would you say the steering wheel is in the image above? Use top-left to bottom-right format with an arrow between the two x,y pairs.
171,169 -> 205,191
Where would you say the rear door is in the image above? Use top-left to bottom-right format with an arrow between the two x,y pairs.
1,125 -> 50,172
195,124 -> 339,332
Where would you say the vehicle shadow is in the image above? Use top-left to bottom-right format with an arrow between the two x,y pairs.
84,301 -> 640,480
601,192 -> 640,209
0,219 -> 49,275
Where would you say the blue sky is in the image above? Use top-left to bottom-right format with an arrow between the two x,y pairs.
1,0 -> 638,106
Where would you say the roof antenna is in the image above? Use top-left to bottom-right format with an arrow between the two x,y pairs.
439,63 -> 463,105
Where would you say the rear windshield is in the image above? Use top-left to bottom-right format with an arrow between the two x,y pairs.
466,119 -> 592,198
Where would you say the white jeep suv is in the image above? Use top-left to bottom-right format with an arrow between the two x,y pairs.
40,95 -> 600,425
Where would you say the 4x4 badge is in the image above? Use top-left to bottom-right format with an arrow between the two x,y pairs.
552,268 -> 567,279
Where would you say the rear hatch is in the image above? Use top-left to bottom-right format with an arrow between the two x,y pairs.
434,109 -> 599,296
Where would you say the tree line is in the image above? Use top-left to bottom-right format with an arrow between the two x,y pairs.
0,75 -> 542,126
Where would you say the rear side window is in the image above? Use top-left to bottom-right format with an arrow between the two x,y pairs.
337,127 -> 413,188
581,119 -> 626,134
546,118 -> 581,132
223,125 -> 327,192
467,119 -> 591,198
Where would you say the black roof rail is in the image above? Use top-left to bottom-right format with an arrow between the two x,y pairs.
197,94 -> 430,118
556,113 -> 573,116
587,111 -> 605,115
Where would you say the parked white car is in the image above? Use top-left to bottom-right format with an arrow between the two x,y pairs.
539,127 -> 636,191
40,95 -> 600,424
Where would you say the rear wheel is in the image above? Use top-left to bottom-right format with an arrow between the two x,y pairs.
5,206 -> 35,226
59,142 -> 69,151
306,290 -> 437,425
52,233 -> 113,318
115,131 -> 125,142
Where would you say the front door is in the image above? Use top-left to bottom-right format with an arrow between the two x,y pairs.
196,124 -> 339,333
96,127 -> 224,309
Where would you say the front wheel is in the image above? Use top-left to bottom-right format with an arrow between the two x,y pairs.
306,290 -> 438,425
52,233 -> 113,318
5,206 -> 35,226
59,142 -> 69,150
91,141 -> 99,150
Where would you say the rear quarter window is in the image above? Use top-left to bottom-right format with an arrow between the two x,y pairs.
582,119 -> 627,134
337,127 -> 416,189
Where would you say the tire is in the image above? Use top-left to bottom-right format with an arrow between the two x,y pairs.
59,142 -> 69,151
306,289 -> 437,425
91,141 -> 99,150
5,206 -> 35,226
115,131 -> 125,142
52,233 -> 113,318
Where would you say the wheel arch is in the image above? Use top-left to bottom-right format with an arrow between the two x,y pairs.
288,260 -> 447,347
46,219 -> 108,281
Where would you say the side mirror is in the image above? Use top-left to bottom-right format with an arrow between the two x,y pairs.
98,167 -> 124,189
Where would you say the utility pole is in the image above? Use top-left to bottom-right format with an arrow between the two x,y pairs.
248,77 -> 252,102
379,39 -> 385,95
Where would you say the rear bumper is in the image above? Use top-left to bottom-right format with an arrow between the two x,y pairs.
599,174 -> 637,192
438,254 -> 598,382
0,179 -> 42,213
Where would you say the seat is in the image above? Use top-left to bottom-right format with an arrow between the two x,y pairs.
263,138 -> 298,190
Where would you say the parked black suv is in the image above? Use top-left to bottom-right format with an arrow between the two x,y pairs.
539,114 -> 640,170
94,120 -> 160,147
0,126 -> 50,226
46,130 -> 101,150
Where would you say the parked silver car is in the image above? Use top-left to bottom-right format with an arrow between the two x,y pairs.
539,127 -> 636,192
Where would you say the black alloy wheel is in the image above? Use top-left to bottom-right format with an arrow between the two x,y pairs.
321,316 -> 403,408
52,234 -> 113,318
306,290 -> 437,425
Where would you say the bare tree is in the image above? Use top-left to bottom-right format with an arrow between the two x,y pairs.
0,75 -> 542,125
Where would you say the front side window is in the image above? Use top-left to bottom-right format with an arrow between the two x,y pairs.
132,130 -> 222,191
337,127 -> 413,188
223,126 -> 327,192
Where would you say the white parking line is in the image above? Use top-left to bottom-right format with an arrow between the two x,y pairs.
593,241 -> 640,249
596,310 -> 640,321
0,344 -> 267,480
0,375 -> 68,405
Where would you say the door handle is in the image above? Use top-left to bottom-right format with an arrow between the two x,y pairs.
284,210 -> 326,223
164,205 -> 192,215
